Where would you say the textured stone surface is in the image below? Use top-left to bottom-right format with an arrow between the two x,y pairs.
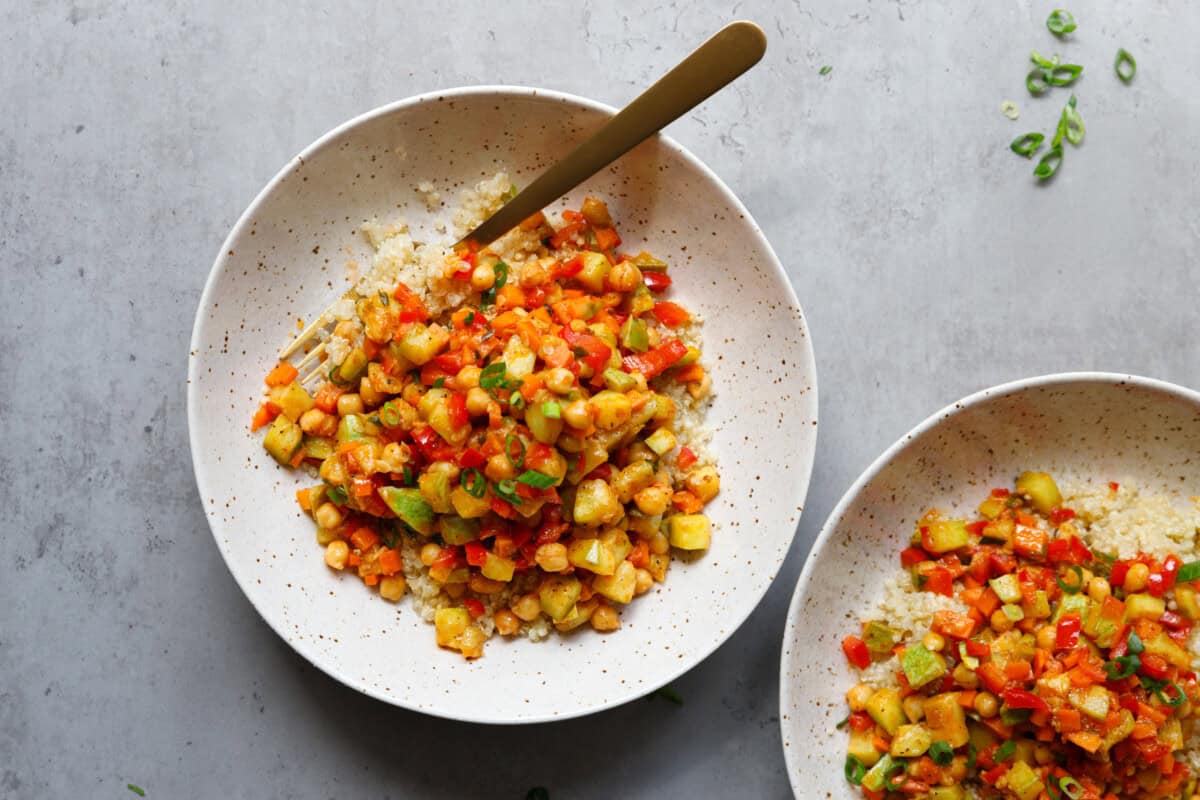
1,1 -> 1196,797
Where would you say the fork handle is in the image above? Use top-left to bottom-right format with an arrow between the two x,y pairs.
457,21 -> 767,249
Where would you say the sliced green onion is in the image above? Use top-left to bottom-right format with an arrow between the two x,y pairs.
995,740 -> 1016,762
1031,50 -> 1060,69
1061,95 -> 1084,146
1046,775 -> 1064,800
464,311 -> 475,326
1058,776 -> 1084,800
1114,48 -> 1137,83
541,400 -> 562,419
1177,559 -> 1200,583
432,377 -> 445,389
1046,64 -> 1084,86
1001,707 -> 1032,726
516,470 -> 557,489
1034,146 -> 1064,180
1057,565 -> 1084,593
819,65 -> 833,75
127,786 -> 146,798
1000,100 -> 1020,120
402,466 -> 415,487
1046,9 -> 1077,36
656,686 -> 683,705
462,468 -> 486,498
966,742 -> 978,769
1155,681 -> 1186,707
378,291 -> 390,306
479,361 -> 520,397
844,754 -> 867,785
379,401 -> 402,428
1104,654 -> 1140,680
1011,132 -> 1045,158
509,393 -> 526,411
835,714 -> 851,730
883,760 -> 908,791
928,740 -> 953,766
1027,68 -> 1052,96
1127,630 -> 1144,655
505,433 -> 526,469
494,477 -> 522,505
326,485 -> 349,506
494,260 -> 509,290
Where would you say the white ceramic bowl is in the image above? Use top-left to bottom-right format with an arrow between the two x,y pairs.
779,373 -> 1200,795
189,86 -> 817,723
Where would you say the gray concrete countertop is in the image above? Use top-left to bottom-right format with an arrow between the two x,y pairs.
3,1 -> 1197,797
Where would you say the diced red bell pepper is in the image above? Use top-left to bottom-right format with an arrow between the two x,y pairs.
556,255 -> 584,278
431,545 -> 460,571
457,448 -> 486,469
1162,554 -> 1181,591
989,550 -> 1018,576
392,282 -> 431,322
1049,507 -> 1076,525
925,566 -> 954,598
1046,537 -> 1071,564
534,505 -> 569,545
966,520 -> 988,536
651,301 -> 691,328
1148,572 -> 1167,597
490,497 -> 519,520
900,546 -> 929,568
1056,613 -> 1082,650
622,338 -> 688,379
842,635 -> 871,670
965,639 -> 992,658
411,424 -> 454,463
549,221 -> 586,250
1111,560 -> 1130,587
464,598 -> 485,618
932,610 -> 976,639
991,488 -> 1011,498
642,271 -> 672,293
464,542 -> 488,568
1003,688 -> 1049,712
1139,653 -> 1171,681
847,711 -> 875,731
677,446 -> 698,470
445,391 -> 469,429
593,226 -> 621,251
561,328 -> 612,376
1069,536 -> 1093,564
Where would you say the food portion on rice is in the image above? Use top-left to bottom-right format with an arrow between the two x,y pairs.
837,473 -> 1200,800
251,176 -> 719,658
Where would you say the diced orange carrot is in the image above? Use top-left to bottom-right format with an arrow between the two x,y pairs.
519,374 -> 544,402
671,491 -> 703,514
673,364 -> 706,384
362,574 -> 379,587
264,361 -> 299,387
489,310 -> 521,329
496,283 -> 525,310
872,735 -> 891,753
362,337 -> 381,360
957,690 -> 978,708
1054,709 -> 1081,733
594,226 -> 621,251
314,382 -> 344,413
516,319 -> 542,351
347,552 -> 362,568
379,548 -> 402,576
1066,731 -> 1102,753
1004,660 -> 1033,681
296,488 -> 314,512
289,448 -> 306,468
349,528 -> 380,551
250,402 -> 281,431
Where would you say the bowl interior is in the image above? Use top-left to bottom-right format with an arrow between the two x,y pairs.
780,375 -> 1200,794
189,87 -> 817,723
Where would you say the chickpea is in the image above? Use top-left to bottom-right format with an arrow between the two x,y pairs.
605,260 -> 642,292
336,393 -> 364,417
455,365 -> 481,390
902,694 -> 925,723
358,377 -> 383,409
443,582 -> 466,598
511,593 -> 541,622
1088,576 -> 1112,602
1035,624 -> 1057,651
1125,562 -> 1150,592
946,757 -> 968,781
562,399 -> 593,429
468,574 -> 505,594
922,632 -> 945,653
648,532 -> 670,555
319,455 -> 347,485
494,608 -> 520,636
544,367 -> 575,395
299,407 -> 329,434
590,604 -> 621,632
314,502 -> 343,531
952,662 -> 979,688
379,575 -> 406,601
420,542 -> 442,566
1034,744 -> 1054,765
324,540 -> 349,570
471,261 -> 496,291
990,608 -> 1015,633
846,683 -> 874,712
634,568 -> 654,596
457,625 -> 485,658
485,453 -> 516,482
535,543 -> 569,573
465,387 -> 491,417
974,691 -> 999,718
635,485 -> 672,516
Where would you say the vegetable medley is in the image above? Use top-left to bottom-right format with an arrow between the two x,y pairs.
840,472 -> 1200,800
252,197 -> 719,658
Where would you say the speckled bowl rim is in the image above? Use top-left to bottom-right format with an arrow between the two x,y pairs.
778,371 -> 1200,792
188,84 -> 817,724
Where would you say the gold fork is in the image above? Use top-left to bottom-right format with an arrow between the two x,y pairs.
279,20 -> 766,386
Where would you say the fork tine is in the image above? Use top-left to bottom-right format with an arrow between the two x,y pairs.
280,310 -> 331,360
294,341 -> 326,370
300,361 -> 327,387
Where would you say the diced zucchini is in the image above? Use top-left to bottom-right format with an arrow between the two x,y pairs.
377,486 -> 434,536
1069,684 -> 1110,721
566,537 -> 617,576
1081,598 -> 1122,648
1143,631 -> 1192,669
860,754 -> 898,793
602,367 -> 638,392
336,413 -> 378,442
1051,593 -> 1090,623
439,515 -> 479,545
1001,603 -> 1025,622
482,552 -> 515,582
644,427 -> 677,456
675,346 -> 700,367
626,282 -> 655,315
901,643 -> 947,690
977,496 -> 1006,520
337,347 -> 369,383
566,439 -> 609,485
924,519 -> 969,554
1022,589 -> 1050,619
928,788 -> 966,800
553,598 -> 598,632
1101,709 -> 1135,750
539,575 -> 582,621
1176,584 -> 1200,620
417,388 -> 470,445
847,727 -> 881,768
968,720 -> 998,754
1125,592 -> 1166,622
302,435 -> 335,460
646,552 -> 669,582
924,692 -> 969,747
862,621 -> 899,655
593,561 -> 637,603
277,381 -> 315,421
434,607 -> 470,647
1002,760 -> 1042,800
668,514 -> 711,551
982,517 -> 1014,543
1015,471 -> 1061,514
633,251 -> 667,271
1162,718 -> 1184,751
576,252 -> 611,293
397,323 -> 449,366
263,416 -> 303,464
890,724 -> 932,758
418,465 -> 453,514
599,528 -> 633,562
525,399 -> 563,445
573,479 -> 621,526
619,316 -> 649,353
989,573 -> 1023,604
865,687 -> 906,736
